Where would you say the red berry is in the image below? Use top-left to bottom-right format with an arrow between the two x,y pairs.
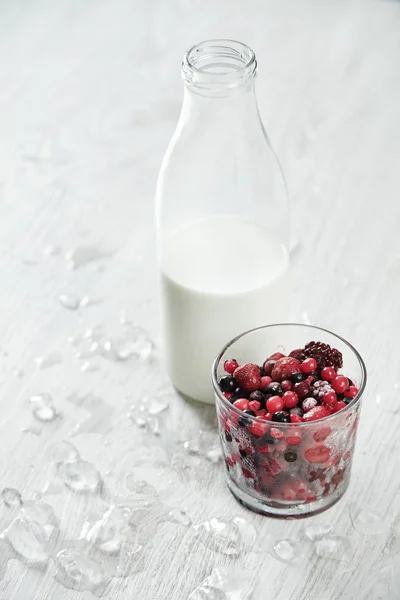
289,348 -> 304,360
331,400 -> 346,413
313,427 -> 331,442
257,409 -> 267,417
262,360 -> 276,376
302,406 -> 330,421
249,420 -> 269,438
260,375 -> 273,390
321,366 -> 335,382
281,379 -> 293,391
266,395 -> 284,414
300,357 -> 317,374
332,375 -> 349,394
270,427 -> 284,440
224,359 -> 239,374
276,440 -> 287,453
223,392 -> 233,400
293,381 -> 311,399
322,391 -> 337,407
248,400 -> 261,412
290,414 -> 303,423
233,398 -> 249,411
304,445 -> 331,464
282,391 -> 299,409
264,412 -> 273,421
268,352 -> 286,361
271,357 -> 301,382
233,363 -> 261,392
286,430 -> 302,445
346,386 -> 359,398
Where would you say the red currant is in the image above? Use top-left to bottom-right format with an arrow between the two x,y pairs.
290,414 -> 303,423
282,391 -> 299,409
331,400 -> 346,413
301,357 -> 317,374
323,391 -> 337,406
332,375 -> 349,394
266,395 -> 284,414
223,392 -> 233,400
224,359 -> 239,374
260,375 -> 273,390
233,399 -> 249,411
281,379 -> 293,391
346,386 -> 359,398
321,366 -> 335,381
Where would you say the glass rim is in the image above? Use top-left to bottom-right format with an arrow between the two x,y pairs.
211,322 -> 367,427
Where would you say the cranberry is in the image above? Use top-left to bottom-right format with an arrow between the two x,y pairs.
302,405 -> 330,421
302,397 -> 318,412
290,414 -> 303,423
282,391 -> 299,409
321,366 -> 335,382
332,375 -> 349,394
266,395 -> 284,413
281,379 -> 293,391
301,357 -> 317,373
293,381 -> 311,399
233,398 -> 249,411
224,359 -> 239,374
346,385 -> 359,398
260,375 -> 273,390
263,360 -> 276,376
248,400 -> 261,412
322,391 -> 337,407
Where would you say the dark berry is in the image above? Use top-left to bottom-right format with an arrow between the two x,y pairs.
284,451 -> 297,462
231,388 -> 249,401
263,359 -> 276,376
224,359 -> 239,374
244,409 -> 256,416
290,372 -> 307,384
303,341 -> 343,370
289,348 -> 304,361
259,366 -> 266,376
225,431 -> 233,442
293,381 -> 311,399
272,411 -> 290,423
347,378 -> 354,387
249,390 -> 265,403
290,406 -> 304,417
266,382 -> 284,396
308,370 -> 320,383
219,375 -> 237,393
343,396 -> 353,405
239,448 -> 247,458
238,409 -> 256,428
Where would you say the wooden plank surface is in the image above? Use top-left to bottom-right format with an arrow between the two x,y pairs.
0,0 -> 399,598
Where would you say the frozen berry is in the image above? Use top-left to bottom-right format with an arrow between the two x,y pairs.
238,409 -> 256,427
331,400 -> 346,413
266,382 -> 284,396
223,392 -> 233,400
282,391 -> 299,409
249,390 -> 265,403
284,451 -> 297,462
302,397 -> 318,412
224,359 -> 239,374
290,406 -> 304,417
281,379 -> 293,391
249,420 -> 269,438
272,411 -> 290,423
230,389 -> 248,402
322,391 -> 337,407
234,363 -> 261,392
289,348 -> 304,361
304,445 -> 331,463
233,398 -> 249,411
302,406 -> 330,421
271,357 -> 301,382
290,414 -> 303,423
268,352 -> 286,361
263,360 -> 276,376
290,372 -> 307,384
301,357 -> 317,373
219,375 -> 237,393
286,430 -> 302,445
293,381 -> 311,399
248,400 -> 261,412
266,395 -> 284,413
260,375 -> 273,390
321,366 -> 335,381
346,386 -> 359,398
303,341 -> 343,370
270,427 -> 285,439
332,375 -> 349,394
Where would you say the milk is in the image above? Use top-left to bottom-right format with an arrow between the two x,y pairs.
159,216 -> 290,404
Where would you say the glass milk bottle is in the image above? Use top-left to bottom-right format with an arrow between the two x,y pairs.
156,39 -> 290,404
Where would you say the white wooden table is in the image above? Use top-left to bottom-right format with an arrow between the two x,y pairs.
0,1 -> 400,598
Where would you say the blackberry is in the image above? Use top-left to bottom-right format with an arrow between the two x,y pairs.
302,341 -> 343,370
249,390 -> 266,409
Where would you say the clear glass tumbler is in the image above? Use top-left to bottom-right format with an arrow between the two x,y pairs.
212,324 -> 367,518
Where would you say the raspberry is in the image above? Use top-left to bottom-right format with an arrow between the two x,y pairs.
264,457 -> 282,476
313,427 -> 331,442
271,357 -> 301,382
302,406 -> 330,421
302,341 -> 343,370
233,363 -> 261,392
224,359 -> 239,374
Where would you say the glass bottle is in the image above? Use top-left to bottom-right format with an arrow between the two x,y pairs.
156,39 -> 290,404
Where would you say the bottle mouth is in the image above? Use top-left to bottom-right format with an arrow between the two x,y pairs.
182,39 -> 257,94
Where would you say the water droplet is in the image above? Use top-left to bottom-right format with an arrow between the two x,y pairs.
35,352 -> 62,370
79,296 -> 102,308
80,361 -> 100,373
206,447 -> 223,463
29,393 -> 60,422
350,504 -> 390,536
59,294 -> 81,310
101,324 -> 155,362
232,516 -> 257,550
58,459 -> 102,494
44,245 -> 61,256
183,439 -> 202,455
316,535 -> 352,561
166,508 -> 191,526
65,246 -> 112,270
67,393 -> 114,436
272,539 -> 299,563
188,566 -> 255,600
55,545 -> 110,594
50,441 -> 80,465
304,524 -> 333,541
147,397 -> 169,415
1,488 -> 22,509
194,518 -> 240,556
